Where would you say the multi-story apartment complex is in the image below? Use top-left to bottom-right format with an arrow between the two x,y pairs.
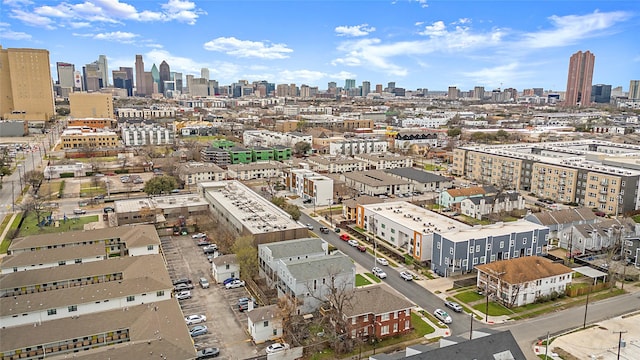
284,169 -> 334,206
67,118 -> 116,129
116,107 -> 176,119
121,124 -> 174,146
0,47 -> 55,122
201,146 -> 231,167
242,129 -> 312,148
227,162 -> 286,180
354,153 -> 413,170
177,162 -> 226,186
69,92 -> 114,119
342,170 -> 412,197
356,201 -> 550,276
330,139 -> 388,156
60,128 -> 120,149
258,238 -> 328,287
305,156 -> 365,173
453,140 -> 640,214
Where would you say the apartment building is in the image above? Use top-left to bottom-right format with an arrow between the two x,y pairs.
453,140 -> 640,214
60,128 -> 120,149
0,47 -> 55,123
356,201 -> 549,276
199,181 -> 308,243
476,257 -> 573,307
227,162 -> 286,180
354,153 -> 413,170
285,168 -> 334,206
69,92 -> 114,119
384,167 -> 451,193
121,124 -> 174,146
305,156 -> 365,173
243,129 -> 312,148
114,194 -> 209,226
342,170 -> 411,197
178,162 -> 226,186
116,107 -> 176,119
67,118 -> 116,129
201,146 -> 231,167
330,139 -> 388,156
258,238 -> 328,287
460,192 -> 526,220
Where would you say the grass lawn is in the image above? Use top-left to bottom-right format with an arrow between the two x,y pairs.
454,290 -> 484,303
74,156 -> 118,163
193,136 -> 225,142
19,212 -> 99,237
1,213 -> 24,254
459,215 -> 492,225
633,214 -> 640,223
473,301 -> 513,316
364,273 -> 382,283
39,180 -> 62,198
356,274 -> 373,287
412,312 -> 436,336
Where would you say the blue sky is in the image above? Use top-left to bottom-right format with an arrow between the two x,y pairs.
1,0 -> 639,92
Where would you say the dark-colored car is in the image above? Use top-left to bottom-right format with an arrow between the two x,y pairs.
172,278 -> 192,286
174,283 -> 194,291
103,206 -> 115,213
319,226 -> 330,234
356,245 -> 366,252
189,325 -> 208,337
196,347 -> 220,359
223,277 -> 238,285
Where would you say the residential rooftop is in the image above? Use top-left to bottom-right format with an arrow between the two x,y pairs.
385,167 -> 449,183
227,162 -> 286,171
260,238 -> 326,260
343,170 -> 410,187
343,285 -> 413,318
114,194 -> 208,213
476,256 -> 573,284
282,253 -> 354,282
1,243 -> 105,271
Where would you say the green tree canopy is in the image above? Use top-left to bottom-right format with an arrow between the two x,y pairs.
447,128 -> 462,137
232,235 -> 258,279
294,141 -> 312,155
143,175 -> 178,195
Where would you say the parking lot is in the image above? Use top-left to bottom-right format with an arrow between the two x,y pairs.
160,233 -> 260,360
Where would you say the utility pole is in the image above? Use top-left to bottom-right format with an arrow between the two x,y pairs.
469,312 -> 473,340
614,330 -> 627,360
544,331 -> 550,359
583,290 -> 590,329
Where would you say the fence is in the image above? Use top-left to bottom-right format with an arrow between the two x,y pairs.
565,282 -> 611,297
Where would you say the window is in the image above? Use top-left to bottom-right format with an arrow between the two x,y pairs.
476,245 -> 480,252
499,241 -> 504,248
47,309 -> 57,316
436,242 -> 440,249
75,259 -> 82,264
126,295 -> 135,302
381,313 -> 390,321
68,305 -> 77,312
405,320 -> 411,330
393,323 -> 398,333
156,291 -> 164,297
473,257 -> 479,265
449,248 -> 454,255
523,238 -> 527,245
381,325 -> 390,335
264,321 -> 269,327
487,243 -> 492,250
469,246 -> 474,253
352,317 -> 356,325
147,245 -> 154,250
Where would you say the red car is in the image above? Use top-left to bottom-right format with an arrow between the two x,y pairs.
356,245 -> 366,252
340,234 -> 350,241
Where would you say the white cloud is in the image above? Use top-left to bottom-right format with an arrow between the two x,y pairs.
94,31 -> 139,42
203,37 -> 293,59
335,24 -> 376,37
453,18 -> 471,25
412,0 -> 429,8
520,10 -> 632,48
460,62 -> 533,88
10,9 -> 56,29
69,22 -> 91,28
278,69 -> 328,84
420,21 -> 446,36
0,22 -> 32,40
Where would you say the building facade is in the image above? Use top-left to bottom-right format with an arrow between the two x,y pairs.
121,124 -> 174,146
69,92 -> 114,119
565,50 -> 595,107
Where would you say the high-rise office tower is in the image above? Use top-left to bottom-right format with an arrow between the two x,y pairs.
174,72 -> 183,92
150,64 -> 160,93
73,71 -> 83,90
201,68 -> 210,80
83,61 -> 101,92
327,81 -> 337,94
344,79 -> 356,90
629,80 -> 640,100
387,82 -> 396,93
135,55 -> 145,96
591,84 -> 611,103
565,50 -> 595,107
375,84 -> 383,93
159,61 -> 170,94
533,88 -> 544,97
0,46 -> 55,121
448,86 -> 458,100
362,81 -> 371,96
97,55 -> 109,87
113,67 -> 133,96
289,83 -> 297,97
300,84 -> 310,98
56,62 -> 75,88
185,75 -> 194,94
473,86 -> 485,100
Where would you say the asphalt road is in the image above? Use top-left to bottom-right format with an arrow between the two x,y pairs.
299,212 -> 476,338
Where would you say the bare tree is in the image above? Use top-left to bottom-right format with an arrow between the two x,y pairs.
21,195 -> 47,226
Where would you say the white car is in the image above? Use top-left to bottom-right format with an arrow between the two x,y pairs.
400,271 -> 413,281
225,280 -> 246,289
347,239 -> 359,247
265,343 -> 289,354
372,267 -> 387,279
192,233 -> 207,239
175,290 -> 192,300
185,314 -> 207,325
376,257 -> 389,266
434,308 -> 452,324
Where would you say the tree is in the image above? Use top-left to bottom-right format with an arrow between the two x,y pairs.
21,195 -> 47,227
447,128 -> 462,137
143,175 -> 177,196
496,129 -> 510,142
284,204 -> 301,221
294,141 -> 311,155
24,170 -> 44,194
232,235 -> 259,279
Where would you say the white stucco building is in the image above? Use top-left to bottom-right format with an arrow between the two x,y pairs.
284,169 -> 334,206
212,254 -> 239,283
258,238 -> 328,287
329,139 -> 388,156
247,305 -> 283,344
121,124 -> 175,146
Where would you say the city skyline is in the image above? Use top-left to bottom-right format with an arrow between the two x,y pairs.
1,1 -> 639,91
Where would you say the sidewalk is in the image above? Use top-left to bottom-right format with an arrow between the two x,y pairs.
0,212 -> 18,259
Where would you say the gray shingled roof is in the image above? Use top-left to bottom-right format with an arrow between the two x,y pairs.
284,254 -> 354,282
527,208 -> 598,226
385,167 -> 448,184
247,304 -> 279,323
406,330 -> 525,359
262,238 -> 325,259
342,285 -> 413,318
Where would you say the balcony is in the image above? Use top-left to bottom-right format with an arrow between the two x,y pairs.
560,173 -> 567,178
599,189 -> 608,195
598,198 -> 607,203
538,169 -> 546,174
600,180 -> 609,186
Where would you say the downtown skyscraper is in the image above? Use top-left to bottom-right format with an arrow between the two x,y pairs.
564,50 -> 595,107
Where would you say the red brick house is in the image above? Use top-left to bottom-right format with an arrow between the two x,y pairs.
339,285 -> 414,340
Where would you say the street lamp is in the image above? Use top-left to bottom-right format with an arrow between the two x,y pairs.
17,164 -> 23,190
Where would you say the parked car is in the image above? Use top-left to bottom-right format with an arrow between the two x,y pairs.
175,291 -> 192,300
376,257 -> 389,266
372,267 -> 387,279
172,278 -> 192,286
306,224 -> 314,230
174,283 -> 194,291
189,325 -> 208,337
197,239 -> 212,246
196,347 -> 220,359
265,343 -> 289,354
103,206 -> 115,213
334,228 -> 341,233
199,277 -> 210,289
223,277 -> 238,285
340,234 -> 350,241
238,299 -> 259,312
356,245 -> 366,252
303,199 -> 313,204
192,233 -> 207,239
434,308 -> 453,324
203,245 -> 218,254
225,280 -> 246,289
319,226 -> 330,234
400,271 -> 413,281
444,301 -> 463,313
347,239 -> 359,247
185,314 -> 207,325
73,208 -> 86,215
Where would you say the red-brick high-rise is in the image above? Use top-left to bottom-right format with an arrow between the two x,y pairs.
565,50 -> 595,107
